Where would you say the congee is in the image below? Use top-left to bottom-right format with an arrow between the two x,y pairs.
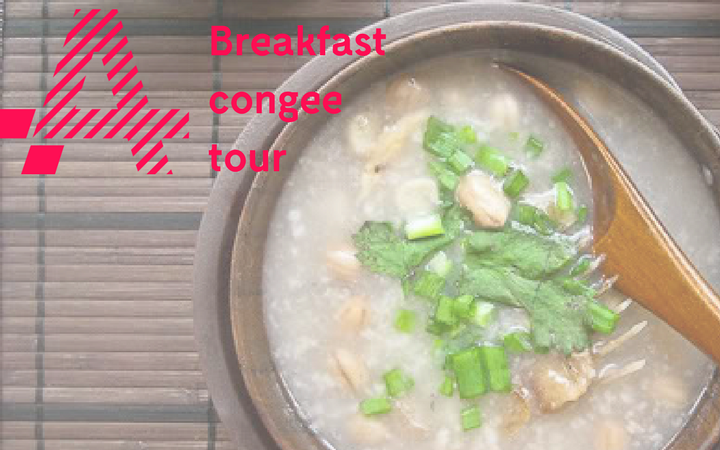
263,55 -> 715,450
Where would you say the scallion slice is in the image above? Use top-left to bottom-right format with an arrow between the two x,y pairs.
451,347 -> 486,399
471,302 -> 496,327
359,397 -> 392,416
435,296 -> 457,326
461,405 -> 482,431
453,294 -> 475,319
413,271 -> 446,301
428,160 -> 459,192
551,167 -> 573,184
503,169 -> 529,199
424,116 -> 454,149
426,131 -> 461,158
503,332 -> 533,353
448,151 -> 474,174
384,368 -> 414,398
427,251 -> 453,278
475,145 -> 510,177
478,346 -> 512,393
555,181 -> 574,212
439,375 -> 455,397
524,135 -> 545,158
570,255 -> 593,277
516,203 -> 537,226
405,214 -> 445,240
394,309 -> 417,333
587,301 -> 620,334
457,125 -> 477,144
577,204 -> 589,224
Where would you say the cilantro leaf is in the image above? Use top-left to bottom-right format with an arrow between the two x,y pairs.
467,228 -> 576,280
456,262 -> 599,354
352,222 -> 452,278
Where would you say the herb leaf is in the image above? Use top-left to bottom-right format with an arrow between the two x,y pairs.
352,222 -> 452,278
467,228 -> 576,280
456,263 -> 600,354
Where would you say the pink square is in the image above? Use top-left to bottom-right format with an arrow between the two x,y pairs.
22,145 -> 65,175
0,109 -> 36,139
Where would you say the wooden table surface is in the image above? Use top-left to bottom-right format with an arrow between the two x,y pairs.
1,1 -> 719,449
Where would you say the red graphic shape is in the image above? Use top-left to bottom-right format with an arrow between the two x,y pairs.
21,145 -> 65,175
0,109 -> 36,138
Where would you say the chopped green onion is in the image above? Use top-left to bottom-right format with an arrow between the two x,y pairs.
384,368 -> 414,398
577,204 -> 589,224
413,271 -> 446,301
503,169 -> 529,199
405,214 -> 445,240
394,309 -> 417,333
461,405 -> 482,431
453,295 -> 475,319
471,302 -> 496,327
588,301 -> 619,334
515,203 -> 537,227
503,332 -> 533,353
515,203 -> 557,235
426,318 -> 450,336
555,181 -> 574,212
424,116 -> 454,146
359,397 -> 392,416
533,209 -> 558,235
451,347 -> 486,399
475,145 -> 510,177
562,277 -> 596,297
448,151 -> 474,174
439,375 -> 455,397
478,346 -> 512,393
428,161 -> 460,192
426,131 -> 461,158
524,135 -> 545,158
435,296 -> 457,326
551,167 -> 573,184
508,131 -> 520,142
570,255 -> 593,277
427,251 -> 453,278
458,125 -> 477,144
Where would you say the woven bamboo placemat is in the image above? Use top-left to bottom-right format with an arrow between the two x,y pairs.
1,0 -> 719,449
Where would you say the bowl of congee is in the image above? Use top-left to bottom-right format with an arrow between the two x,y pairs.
193,5 -> 720,450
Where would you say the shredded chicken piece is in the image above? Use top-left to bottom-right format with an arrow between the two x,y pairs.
326,244 -> 361,282
337,295 -> 369,334
455,171 -> 510,228
329,349 -> 368,393
359,112 -> 427,199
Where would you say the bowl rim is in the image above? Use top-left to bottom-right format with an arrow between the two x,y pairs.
192,4 -> 717,450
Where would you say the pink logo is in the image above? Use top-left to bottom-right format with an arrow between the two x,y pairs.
1,9 -> 189,175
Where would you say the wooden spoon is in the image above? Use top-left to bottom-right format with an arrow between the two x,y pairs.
503,66 -> 720,364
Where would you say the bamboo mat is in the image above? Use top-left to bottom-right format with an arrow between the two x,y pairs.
1,0 -> 719,449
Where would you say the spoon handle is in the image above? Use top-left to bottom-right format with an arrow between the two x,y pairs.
596,161 -> 720,364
